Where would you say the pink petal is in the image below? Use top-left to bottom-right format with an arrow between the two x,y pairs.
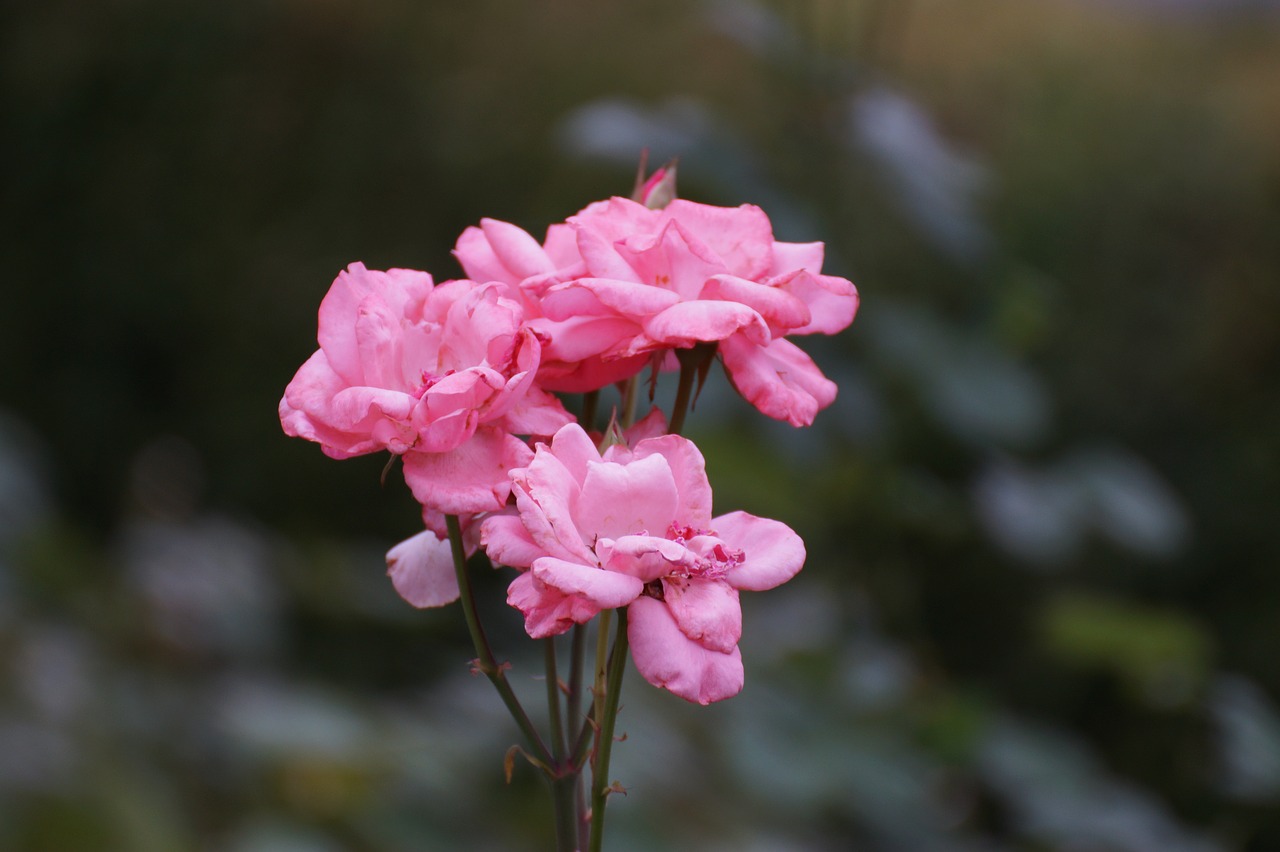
479,512 -> 543,569
643,300 -> 770,349
317,263 -> 434,386
507,572 -> 598,638
386,529 -> 460,608
770,240 -> 826,275
713,511 -> 806,591
532,557 -> 644,609
664,200 -> 774,280
603,535 -> 694,582
719,334 -> 837,427
629,434 -> 714,529
627,596 -> 744,705
498,386 -> 575,437
702,274 -> 812,336
479,218 -> 557,279
540,278 -> 681,323
662,578 -> 742,653
402,427 -> 531,515
614,219 -> 725,301
576,454 -> 680,541
454,226 -> 514,284
534,352 -> 650,394
781,271 -> 859,336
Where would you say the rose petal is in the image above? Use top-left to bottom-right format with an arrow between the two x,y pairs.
713,511 -> 806,591
576,454 -> 680,541
480,512 -> 543,569
627,596 -> 744,705
402,427 -> 531,515
719,334 -> 837,427
662,578 -> 742,653
532,557 -> 644,609
386,529 -> 460,608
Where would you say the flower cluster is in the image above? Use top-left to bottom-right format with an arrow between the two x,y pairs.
281,178 -> 858,704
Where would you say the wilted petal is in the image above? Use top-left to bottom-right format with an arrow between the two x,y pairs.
782,271 -> 859,336
714,511 -> 806,591
703,274 -> 811,336
628,596 -> 744,705
386,529 -> 460,608
604,534 -> 694,582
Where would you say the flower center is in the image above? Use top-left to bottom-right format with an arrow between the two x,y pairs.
664,521 -> 744,581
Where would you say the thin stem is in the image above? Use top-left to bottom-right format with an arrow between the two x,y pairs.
581,390 -> 600,434
588,608 -> 629,852
669,356 -> 697,437
544,638 -> 568,761
620,375 -> 640,429
545,638 -> 577,852
567,623 -> 588,848
445,515 -> 552,767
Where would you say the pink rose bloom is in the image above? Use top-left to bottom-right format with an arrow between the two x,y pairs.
538,197 -> 859,425
453,219 -> 653,392
279,262 -> 572,514
480,422 -> 805,704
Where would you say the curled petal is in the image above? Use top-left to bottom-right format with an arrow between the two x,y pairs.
714,511 -> 806,591
663,200 -> 774,280
479,218 -> 557,279
540,278 -> 681,323
508,572 -> 600,638
719,334 -> 837,427
643,300 -> 771,349
531,557 -> 644,609
702,274 -> 811,337
604,535 -> 695,583
576,454 -> 680,542
628,434 -> 713,529
782,271 -> 859,336
628,596 -> 744,705
770,240 -> 826,275
386,530 -> 460,608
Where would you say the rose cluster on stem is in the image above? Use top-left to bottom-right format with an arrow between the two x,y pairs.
280,166 -> 858,850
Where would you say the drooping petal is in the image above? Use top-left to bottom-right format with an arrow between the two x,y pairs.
498,385 -> 575,437
479,217 -> 557,279
780,271 -> 859,336
540,278 -> 682,323
719,334 -> 837,427
507,572 -> 599,638
713,511 -> 806,591
770,240 -> 826,275
402,427 -> 531,515
385,529 -> 460,608
627,596 -> 744,705
531,557 -> 644,609
662,578 -> 742,653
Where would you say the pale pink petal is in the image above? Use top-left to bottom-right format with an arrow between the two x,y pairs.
480,513 -> 542,569
545,422 -> 602,485
643,300 -> 770,349
714,511 -> 806,591
497,386 -> 575,437
629,434 -> 713,529
534,314 -> 643,362
662,578 -> 742,653
453,226 -> 515,284
386,529 -> 460,608
614,219 -> 725,301
479,218 -> 557,279
317,263 -> 434,386
770,240 -> 826,275
623,407 -> 669,444
402,427 -> 531,515
627,596 -> 744,705
532,557 -> 644,609
664,200 -> 774,279
576,454 -> 680,541
574,225 -> 647,282
415,407 -> 479,454
719,334 -> 837,427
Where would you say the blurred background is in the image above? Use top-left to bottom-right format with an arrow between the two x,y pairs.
3,0 -> 1280,848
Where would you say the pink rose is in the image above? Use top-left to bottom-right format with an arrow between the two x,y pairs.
480,422 -> 805,704
279,263 -> 572,514
453,220 -> 652,393
539,197 -> 860,425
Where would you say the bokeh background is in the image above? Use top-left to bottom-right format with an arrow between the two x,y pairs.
4,0 -> 1280,849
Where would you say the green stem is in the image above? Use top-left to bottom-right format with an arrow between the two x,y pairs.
588,608 -> 629,852
620,375 -> 640,429
567,624 -> 588,850
545,639 -> 577,852
669,356 -> 697,437
445,515 -> 552,766
581,390 -> 600,434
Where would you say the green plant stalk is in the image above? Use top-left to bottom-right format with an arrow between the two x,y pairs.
581,389 -> 600,434
669,355 -> 698,436
588,608 -> 629,852
567,623 -> 588,849
544,637 -> 578,852
444,514 -> 552,767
